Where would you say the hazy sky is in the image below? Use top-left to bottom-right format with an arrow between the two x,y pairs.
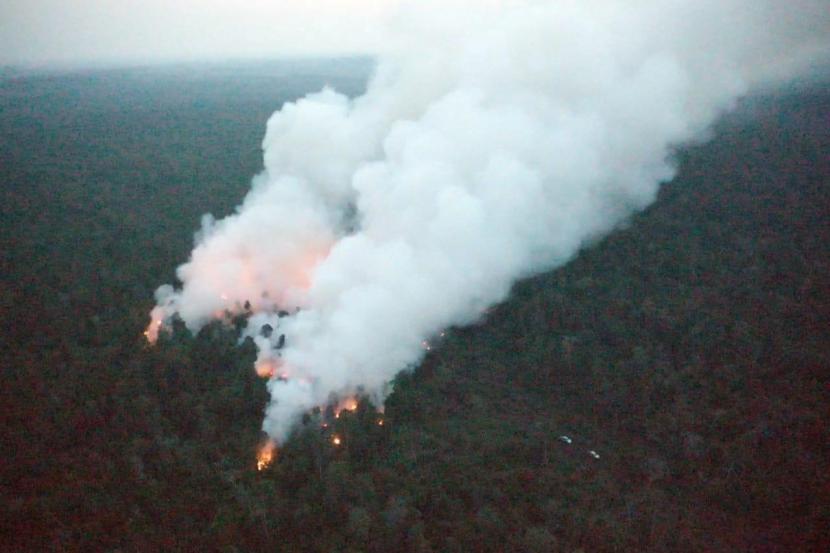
0,0 -> 402,67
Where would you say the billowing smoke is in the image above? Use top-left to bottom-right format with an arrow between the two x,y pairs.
147,0 -> 829,443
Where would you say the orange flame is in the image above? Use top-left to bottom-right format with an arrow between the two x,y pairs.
257,441 -> 277,471
332,435 -> 342,446
255,358 -> 284,379
333,396 -> 359,419
143,307 -> 165,344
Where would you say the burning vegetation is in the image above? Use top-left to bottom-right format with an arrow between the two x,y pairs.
144,304 -> 379,470
143,307 -> 165,344
254,394 -> 388,471
140,264 -> 394,472
333,396 -> 358,418
254,358 -> 283,379
256,441 -> 277,471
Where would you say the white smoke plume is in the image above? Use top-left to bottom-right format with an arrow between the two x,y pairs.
147,0 -> 830,443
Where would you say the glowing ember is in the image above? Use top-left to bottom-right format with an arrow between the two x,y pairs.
332,435 -> 342,446
377,419 -> 384,426
257,441 -> 277,471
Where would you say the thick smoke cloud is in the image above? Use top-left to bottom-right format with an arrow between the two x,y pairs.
148,0 -> 829,443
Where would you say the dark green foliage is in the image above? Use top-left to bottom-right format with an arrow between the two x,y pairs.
1,64 -> 828,552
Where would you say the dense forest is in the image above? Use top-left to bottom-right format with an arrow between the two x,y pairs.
1,62 -> 828,552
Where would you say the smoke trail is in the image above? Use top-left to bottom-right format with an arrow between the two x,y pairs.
147,1 -> 829,443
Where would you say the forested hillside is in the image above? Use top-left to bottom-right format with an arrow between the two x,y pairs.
1,64 -> 828,552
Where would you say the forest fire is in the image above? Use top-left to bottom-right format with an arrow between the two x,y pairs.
257,441 -> 277,471
332,435 -> 342,446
